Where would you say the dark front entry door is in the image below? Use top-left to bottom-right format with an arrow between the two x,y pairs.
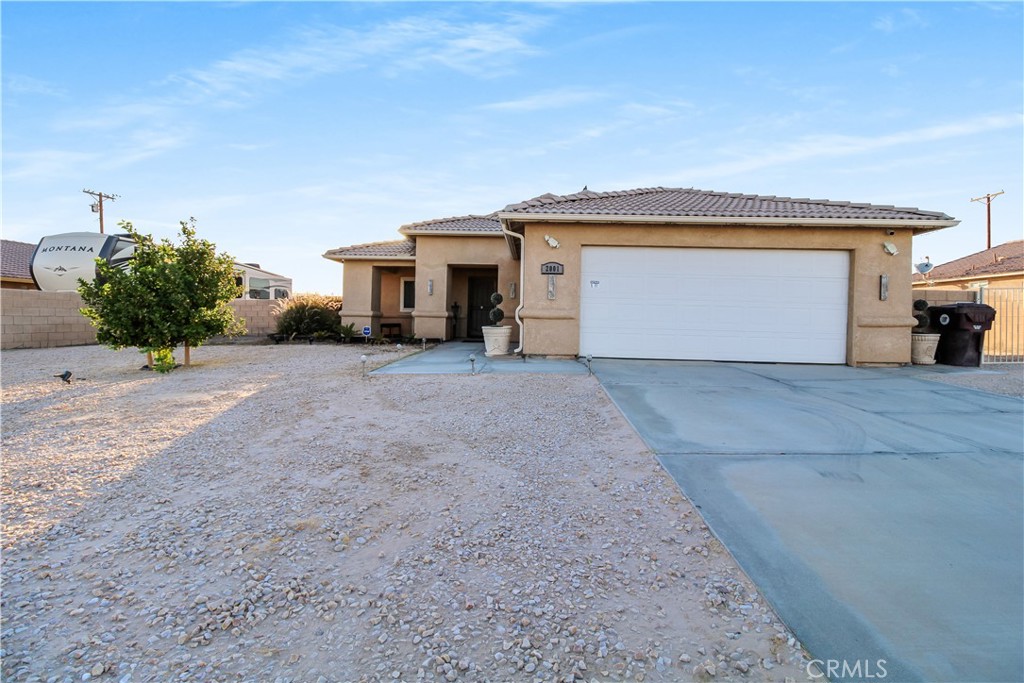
467,276 -> 496,338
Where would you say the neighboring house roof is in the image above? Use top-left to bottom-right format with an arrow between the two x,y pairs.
323,239 -> 416,262
913,240 -> 1024,284
399,214 -> 501,236
500,187 -> 957,229
1,239 -> 37,281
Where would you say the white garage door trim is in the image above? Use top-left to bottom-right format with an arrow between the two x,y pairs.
580,247 -> 849,364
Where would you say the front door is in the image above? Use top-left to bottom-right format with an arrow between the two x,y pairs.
467,276 -> 496,339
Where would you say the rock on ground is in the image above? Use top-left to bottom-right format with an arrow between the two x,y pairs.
2,344 -> 813,682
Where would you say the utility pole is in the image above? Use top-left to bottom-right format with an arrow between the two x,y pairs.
970,190 -> 1004,250
82,189 -> 119,234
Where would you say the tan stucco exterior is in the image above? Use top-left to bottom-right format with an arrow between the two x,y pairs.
410,235 -> 520,342
336,234 -> 520,342
325,187 -> 957,365
338,259 -> 416,337
332,222 -> 921,364
508,221 -> 917,365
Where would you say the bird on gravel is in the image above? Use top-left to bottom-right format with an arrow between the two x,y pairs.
54,370 -> 73,384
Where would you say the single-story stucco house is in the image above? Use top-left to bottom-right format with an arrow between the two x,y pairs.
912,240 -> 1023,291
324,186 -> 959,366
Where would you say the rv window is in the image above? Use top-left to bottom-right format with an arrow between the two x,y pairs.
246,277 -> 268,299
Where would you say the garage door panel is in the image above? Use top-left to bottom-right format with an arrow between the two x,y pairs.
580,247 -> 849,364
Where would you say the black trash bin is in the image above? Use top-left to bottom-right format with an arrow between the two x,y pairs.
929,303 -> 997,367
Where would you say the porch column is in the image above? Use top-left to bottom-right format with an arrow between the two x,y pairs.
339,263 -> 382,335
412,265 -> 451,341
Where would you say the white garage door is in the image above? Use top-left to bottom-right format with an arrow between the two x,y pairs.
580,247 -> 849,363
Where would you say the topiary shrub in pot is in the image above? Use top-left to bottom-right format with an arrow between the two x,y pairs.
910,298 -> 941,365
481,292 -> 512,357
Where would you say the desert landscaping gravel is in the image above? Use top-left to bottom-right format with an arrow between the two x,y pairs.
914,362 -> 1023,398
1,344 -> 817,683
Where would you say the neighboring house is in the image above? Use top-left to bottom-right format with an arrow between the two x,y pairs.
324,186 -> 959,365
912,240 -> 1024,362
1,239 -> 39,290
912,240 -> 1023,291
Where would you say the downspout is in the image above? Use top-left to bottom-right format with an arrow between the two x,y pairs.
501,221 -> 526,354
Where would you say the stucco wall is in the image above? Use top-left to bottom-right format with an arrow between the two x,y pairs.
413,235 -> 519,341
513,221 -> 917,365
339,260 -> 418,338
338,236 -> 519,342
1,290 -> 279,349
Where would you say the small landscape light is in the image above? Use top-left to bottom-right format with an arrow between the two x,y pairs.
360,354 -> 368,378
469,353 -> 476,375
586,354 -> 593,375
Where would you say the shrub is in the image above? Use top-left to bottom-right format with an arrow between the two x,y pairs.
275,294 -> 343,338
488,292 -> 505,325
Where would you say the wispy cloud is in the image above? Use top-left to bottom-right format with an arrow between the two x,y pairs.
3,74 -> 66,98
166,13 -> 544,109
2,149 -> 97,181
873,8 -> 928,33
664,113 -> 1022,181
39,10 -> 546,169
479,87 -> 605,112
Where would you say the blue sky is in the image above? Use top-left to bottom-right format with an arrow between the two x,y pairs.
3,1 -> 1021,295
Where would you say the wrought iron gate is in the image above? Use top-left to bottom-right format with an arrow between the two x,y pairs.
979,288 -> 1023,363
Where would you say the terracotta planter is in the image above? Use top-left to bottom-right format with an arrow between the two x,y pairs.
911,333 -> 942,365
482,325 -> 512,357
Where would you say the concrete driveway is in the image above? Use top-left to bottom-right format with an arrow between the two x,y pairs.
594,360 -> 1023,683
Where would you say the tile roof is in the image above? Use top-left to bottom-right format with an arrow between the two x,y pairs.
399,214 -> 501,234
1,239 -> 37,280
913,240 -> 1024,282
323,239 -> 415,260
501,187 -> 956,222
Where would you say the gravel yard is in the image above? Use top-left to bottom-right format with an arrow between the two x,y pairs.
914,362 -> 1024,398
2,344 -> 812,683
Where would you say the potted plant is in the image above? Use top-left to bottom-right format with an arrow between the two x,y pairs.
481,292 -> 512,357
910,298 -> 941,365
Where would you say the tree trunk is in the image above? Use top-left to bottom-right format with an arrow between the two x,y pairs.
147,351 -> 153,368
184,344 -> 191,367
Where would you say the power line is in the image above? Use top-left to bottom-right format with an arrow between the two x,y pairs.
970,190 -> 1004,251
82,189 -> 120,234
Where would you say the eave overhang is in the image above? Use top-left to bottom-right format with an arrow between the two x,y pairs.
496,212 -> 960,236
321,252 -> 416,264
397,228 -> 503,237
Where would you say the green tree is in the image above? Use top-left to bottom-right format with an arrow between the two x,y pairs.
79,219 -> 244,370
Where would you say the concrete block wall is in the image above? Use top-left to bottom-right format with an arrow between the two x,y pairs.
1,291 -> 281,349
1,290 -> 97,349
228,299 -> 280,336
912,289 -> 980,306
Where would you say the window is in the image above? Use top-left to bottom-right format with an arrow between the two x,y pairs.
401,278 -> 416,311
249,277 -> 271,300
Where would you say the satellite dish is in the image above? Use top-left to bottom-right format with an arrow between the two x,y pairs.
915,257 -> 934,275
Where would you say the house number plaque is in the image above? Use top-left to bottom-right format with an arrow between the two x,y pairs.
540,262 -> 564,275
